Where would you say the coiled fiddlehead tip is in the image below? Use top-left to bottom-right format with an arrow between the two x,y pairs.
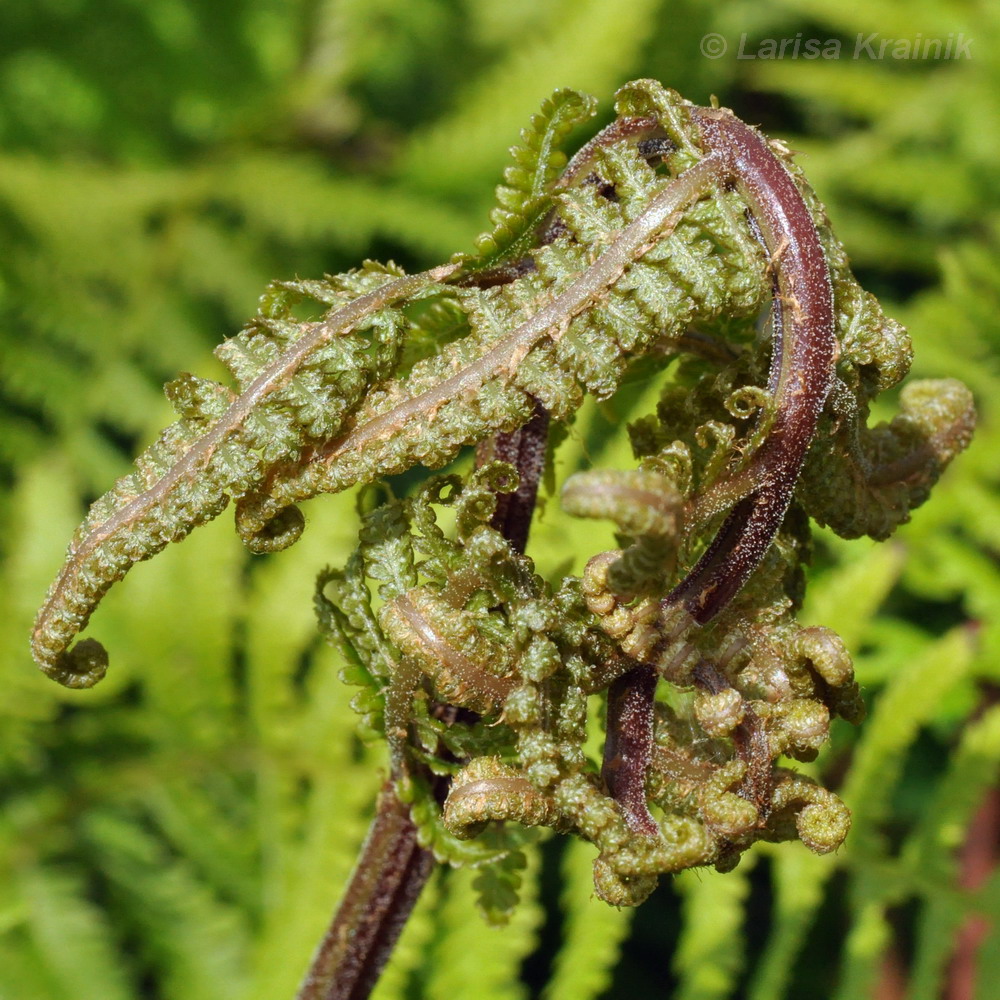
796,799 -> 852,855
443,758 -> 558,839
42,638 -> 109,689
592,857 -> 658,907
561,468 -> 683,538
237,503 -> 305,554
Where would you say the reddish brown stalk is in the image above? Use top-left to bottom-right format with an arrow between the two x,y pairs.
600,106 -> 834,833
598,106 -> 835,834
602,664 -> 660,835
295,782 -> 435,1000
665,106 -> 837,625
477,398 -> 550,553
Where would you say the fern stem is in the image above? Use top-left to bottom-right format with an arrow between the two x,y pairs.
598,107 -> 837,839
602,663 -> 659,834
666,107 -> 836,626
477,397 -> 550,552
295,780 -> 435,1000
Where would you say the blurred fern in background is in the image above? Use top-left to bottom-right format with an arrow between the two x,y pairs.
1,1 -> 997,998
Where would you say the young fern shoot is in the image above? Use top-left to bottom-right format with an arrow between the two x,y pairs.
32,80 -> 974,970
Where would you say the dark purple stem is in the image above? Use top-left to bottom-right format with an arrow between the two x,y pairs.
296,782 -> 435,1000
298,406 -> 551,999
478,399 -> 550,553
665,107 -> 836,625
605,106 -> 835,831
602,664 -> 660,835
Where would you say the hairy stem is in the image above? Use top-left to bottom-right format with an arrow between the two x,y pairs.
295,781 -> 435,1000
605,105 -> 835,835
602,664 -> 659,834
666,107 -> 836,625
477,398 -> 550,552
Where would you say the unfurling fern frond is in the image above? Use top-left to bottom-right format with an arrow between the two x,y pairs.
459,87 -> 598,271
31,263 -> 458,686
29,80 -> 974,995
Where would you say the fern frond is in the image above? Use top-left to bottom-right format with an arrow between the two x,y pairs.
34,82 -> 775,686
842,627 -> 975,851
30,263 -> 457,687
420,849 -> 543,1000
15,865 -> 135,1000
400,0 -> 666,196
460,87 -> 598,268
672,863 -> 751,1000
82,810 -> 252,1000
542,839 -> 635,1000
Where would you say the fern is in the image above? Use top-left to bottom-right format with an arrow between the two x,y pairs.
10,866 -> 134,1000
4,3 -> 998,998
542,839 -> 636,1000
673,864 -> 752,1000
22,69 -> 976,996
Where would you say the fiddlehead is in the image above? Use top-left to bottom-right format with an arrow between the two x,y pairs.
33,81 -> 973,929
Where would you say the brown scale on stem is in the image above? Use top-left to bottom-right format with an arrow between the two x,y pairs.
602,664 -> 660,835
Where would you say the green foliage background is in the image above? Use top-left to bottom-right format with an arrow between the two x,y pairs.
1,1 -> 997,997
